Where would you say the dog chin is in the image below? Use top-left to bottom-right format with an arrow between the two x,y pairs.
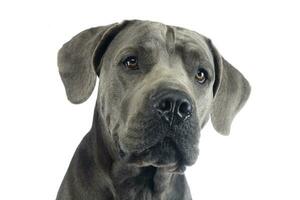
123,137 -> 187,173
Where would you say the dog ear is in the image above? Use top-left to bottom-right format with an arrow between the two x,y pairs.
57,21 -> 130,104
206,39 -> 251,135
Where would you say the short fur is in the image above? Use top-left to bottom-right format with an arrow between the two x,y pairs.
56,20 -> 250,200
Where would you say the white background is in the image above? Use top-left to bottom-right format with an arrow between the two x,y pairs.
0,0 -> 299,199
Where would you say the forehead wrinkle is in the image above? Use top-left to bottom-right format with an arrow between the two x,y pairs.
115,39 -> 160,62
175,28 -> 213,62
184,45 -> 210,62
136,39 -> 161,51
175,42 -> 214,74
166,26 -> 176,55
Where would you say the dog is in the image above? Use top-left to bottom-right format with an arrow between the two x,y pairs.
56,20 -> 250,200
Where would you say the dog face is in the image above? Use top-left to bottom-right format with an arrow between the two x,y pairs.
58,20 -> 250,172
98,21 -> 215,168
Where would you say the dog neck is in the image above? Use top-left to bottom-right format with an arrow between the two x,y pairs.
111,161 -> 174,199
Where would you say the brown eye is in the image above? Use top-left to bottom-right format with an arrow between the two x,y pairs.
123,56 -> 139,70
195,68 -> 207,84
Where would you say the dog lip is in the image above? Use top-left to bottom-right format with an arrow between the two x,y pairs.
143,136 -> 177,153
156,162 -> 186,174
124,137 -> 181,166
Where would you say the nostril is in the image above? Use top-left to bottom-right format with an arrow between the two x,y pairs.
178,100 -> 192,117
157,98 -> 172,113
152,90 -> 193,124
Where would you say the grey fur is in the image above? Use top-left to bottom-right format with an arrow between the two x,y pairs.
56,20 -> 250,200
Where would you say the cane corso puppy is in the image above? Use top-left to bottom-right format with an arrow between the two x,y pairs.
56,20 -> 250,200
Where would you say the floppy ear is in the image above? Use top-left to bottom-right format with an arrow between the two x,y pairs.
57,21 -> 129,104
207,40 -> 251,135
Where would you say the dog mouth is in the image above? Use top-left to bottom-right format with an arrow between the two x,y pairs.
123,137 -> 186,173
118,112 -> 200,173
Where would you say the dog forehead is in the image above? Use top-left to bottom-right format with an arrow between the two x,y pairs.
115,20 -> 167,45
118,21 -> 212,59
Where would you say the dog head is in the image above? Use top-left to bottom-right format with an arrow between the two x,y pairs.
58,20 -> 250,172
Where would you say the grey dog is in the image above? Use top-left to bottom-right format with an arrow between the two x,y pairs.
56,20 -> 250,200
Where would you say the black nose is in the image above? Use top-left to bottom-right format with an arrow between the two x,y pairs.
153,90 -> 193,125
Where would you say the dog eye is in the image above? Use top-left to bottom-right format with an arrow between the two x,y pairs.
123,56 -> 139,70
195,68 -> 207,84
